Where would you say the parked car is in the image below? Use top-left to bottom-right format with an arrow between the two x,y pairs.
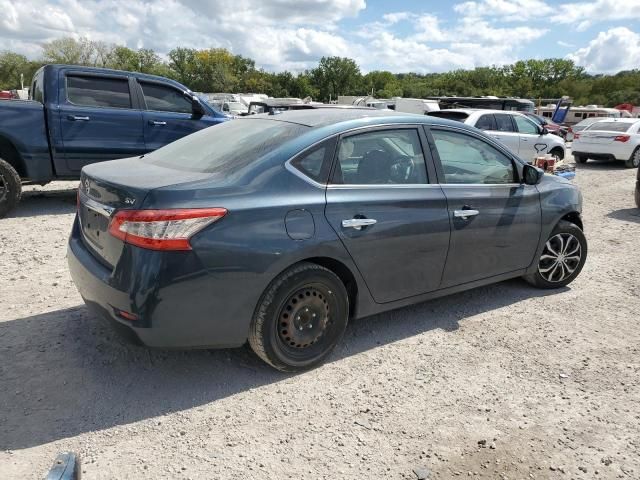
565,117 -> 610,142
68,109 -> 587,371
522,112 -> 567,139
427,109 -> 566,162
572,118 -> 640,168
0,64 -> 229,217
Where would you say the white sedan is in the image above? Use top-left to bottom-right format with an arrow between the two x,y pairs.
428,109 -> 566,163
572,118 -> 640,168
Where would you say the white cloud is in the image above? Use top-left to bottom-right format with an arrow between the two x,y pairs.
567,27 -> 640,73
557,40 -> 574,48
555,0 -> 640,26
382,11 -> 412,24
453,0 -> 554,21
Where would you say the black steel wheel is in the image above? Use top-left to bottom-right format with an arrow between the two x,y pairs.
249,262 -> 349,372
0,158 -> 21,218
524,220 -> 587,289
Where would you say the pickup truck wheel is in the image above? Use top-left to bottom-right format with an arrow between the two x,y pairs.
0,158 -> 21,218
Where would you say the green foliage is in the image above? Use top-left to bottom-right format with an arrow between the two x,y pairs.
0,37 -> 638,107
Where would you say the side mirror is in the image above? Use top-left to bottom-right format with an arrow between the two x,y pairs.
523,164 -> 544,185
191,96 -> 205,116
540,126 -> 549,135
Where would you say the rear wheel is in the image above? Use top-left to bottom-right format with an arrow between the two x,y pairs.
0,158 -> 21,218
625,147 -> 640,168
248,262 -> 349,372
573,154 -> 588,164
524,220 -> 587,289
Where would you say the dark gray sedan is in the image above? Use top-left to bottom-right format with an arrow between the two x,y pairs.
68,109 -> 587,371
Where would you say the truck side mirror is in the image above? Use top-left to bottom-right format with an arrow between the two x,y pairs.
191,97 -> 205,117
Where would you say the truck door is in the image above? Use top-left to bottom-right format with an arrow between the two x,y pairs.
58,72 -> 145,173
137,81 -> 223,151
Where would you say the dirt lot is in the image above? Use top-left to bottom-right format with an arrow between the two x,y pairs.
1,158 -> 639,479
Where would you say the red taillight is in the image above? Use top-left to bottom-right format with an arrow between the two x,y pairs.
573,133 -> 580,140
614,135 -> 630,142
108,208 -> 227,251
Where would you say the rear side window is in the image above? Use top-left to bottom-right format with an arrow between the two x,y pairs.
584,122 -> 632,133
494,114 -> 515,132
475,114 -> 496,130
140,82 -> 192,114
67,75 -> 131,109
144,118 -> 309,174
431,129 -> 515,185
30,69 -> 44,103
291,143 -> 333,183
332,129 -> 427,185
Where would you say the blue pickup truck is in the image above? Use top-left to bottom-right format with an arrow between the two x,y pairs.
0,64 -> 229,217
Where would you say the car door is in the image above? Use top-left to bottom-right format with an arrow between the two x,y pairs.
513,114 -> 547,162
138,80 -> 216,151
426,126 -> 541,288
483,113 -> 521,156
58,72 -> 145,173
324,126 -> 451,303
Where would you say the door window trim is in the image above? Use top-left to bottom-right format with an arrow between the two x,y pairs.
63,72 -> 135,111
423,124 -> 523,186
136,79 -> 193,114
327,124 -> 437,188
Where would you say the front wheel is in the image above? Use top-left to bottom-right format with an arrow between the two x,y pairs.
524,220 -> 587,289
0,158 -> 21,218
248,263 -> 349,372
550,147 -> 564,161
625,148 -> 640,168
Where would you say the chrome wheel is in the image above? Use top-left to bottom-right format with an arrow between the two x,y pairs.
538,233 -> 582,283
632,149 -> 640,168
0,172 -> 7,203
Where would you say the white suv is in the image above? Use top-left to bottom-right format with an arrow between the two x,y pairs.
428,109 -> 566,162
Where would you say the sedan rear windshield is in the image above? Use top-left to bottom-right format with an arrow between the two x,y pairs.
584,122 -> 633,132
143,119 -> 309,173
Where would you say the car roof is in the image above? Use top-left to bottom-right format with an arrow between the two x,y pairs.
249,108 -> 412,127
588,118 -> 640,123
435,108 -> 526,116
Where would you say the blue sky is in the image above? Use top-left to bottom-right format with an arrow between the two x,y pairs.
1,0 -> 639,73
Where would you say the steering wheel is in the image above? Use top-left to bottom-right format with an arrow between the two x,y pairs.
389,155 -> 415,183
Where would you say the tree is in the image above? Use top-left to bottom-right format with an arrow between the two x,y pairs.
311,56 -> 361,101
41,37 -> 112,66
0,52 -> 41,90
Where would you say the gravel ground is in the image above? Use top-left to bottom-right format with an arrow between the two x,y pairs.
1,157 -> 639,479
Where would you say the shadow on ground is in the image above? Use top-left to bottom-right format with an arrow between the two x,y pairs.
607,207 -> 640,223
7,187 -> 77,218
574,159 -> 630,170
0,279 -> 566,450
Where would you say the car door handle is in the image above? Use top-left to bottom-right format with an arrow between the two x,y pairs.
453,209 -> 480,219
342,218 -> 377,230
149,120 -> 167,126
67,115 -> 90,121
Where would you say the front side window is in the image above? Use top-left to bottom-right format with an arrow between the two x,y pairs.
513,115 -> 539,135
431,129 -> 516,185
494,114 -> 515,132
141,82 -> 192,114
67,75 -> 131,108
332,129 -> 427,185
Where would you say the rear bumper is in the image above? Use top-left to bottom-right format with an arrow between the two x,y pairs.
67,217 -> 252,349
572,145 -> 635,161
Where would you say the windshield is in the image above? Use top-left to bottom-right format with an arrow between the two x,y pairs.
143,119 -> 309,173
584,121 -> 634,133
227,102 -> 246,110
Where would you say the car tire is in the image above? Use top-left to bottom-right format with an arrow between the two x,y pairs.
635,184 -> 640,209
248,262 -> 349,372
573,154 -> 588,164
624,147 -> 640,169
0,158 -> 21,218
524,220 -> 587,289
550,147 -> 564,161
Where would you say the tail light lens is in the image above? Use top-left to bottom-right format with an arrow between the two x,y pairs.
108,208 -> 227,251
573,133 -> 580,140
614,135 -> 630,142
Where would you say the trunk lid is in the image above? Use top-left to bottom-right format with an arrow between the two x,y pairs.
78,156 -> 212,267
578,131 -> 620,145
